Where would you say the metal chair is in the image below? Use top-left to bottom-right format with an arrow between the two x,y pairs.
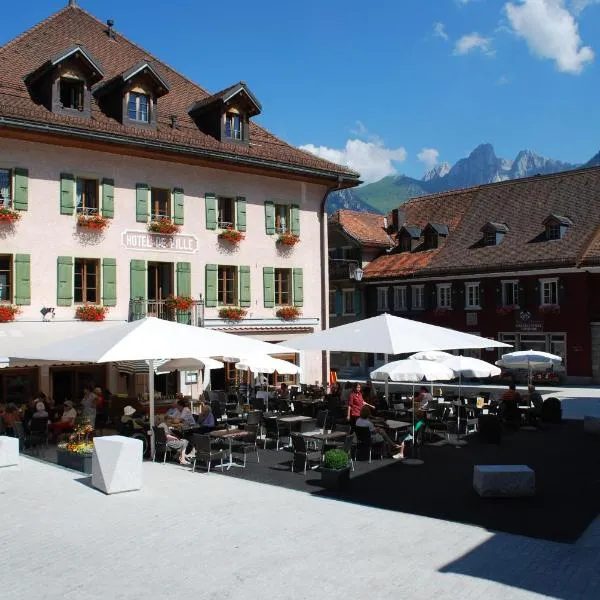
28,417 -> 49,454
191,434 -> 226,473
152,426 -> 178,464
230,424 -> 260,466
291,433 -> 322,475
263,417 -> 290,450
354,425 -> 384,463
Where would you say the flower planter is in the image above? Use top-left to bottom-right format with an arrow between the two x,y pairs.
57,448 -> 93,474
77,214 -> 110,231
0,305 -> 20,323
165,296 -> 194,311
0,208 -> 22,224
320,466 -> 350,490
75,305 -> 108,321
148,219 -> 180,235
275,306 -> 301,321
219,307 -> 247,321
218,228 -> 245,245
276,233 -> 300,247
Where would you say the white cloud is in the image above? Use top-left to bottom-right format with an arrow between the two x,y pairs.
571,0 -> 600,14
454,32 -> 494,55
417,148 -> 440,168
505,0 -> 594,74
433,22 -> 449,40
299,139 -> 407,183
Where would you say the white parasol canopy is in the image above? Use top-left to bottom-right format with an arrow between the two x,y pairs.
234,355 -> 302,375
495,350 -> 562,370
284,313 -> 510,354
411,351 -> 501,379
156,357 -> 224,373
370,359 -> 455,383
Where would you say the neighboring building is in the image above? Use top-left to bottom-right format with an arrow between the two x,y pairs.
361,167 -> 600,383
327,209 -> 392,378
0,3 -> 359,400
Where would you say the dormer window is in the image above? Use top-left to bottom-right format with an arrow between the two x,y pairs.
543,214 -> 572,241
225,111 -> 242,140
128,92 -> 150,122
400,236 -> 411,252
423,223 -> 448,249
546,223 -> 561,240
397,226 -> 421,252
59,77 -> 84,110
481,222 -> 509,246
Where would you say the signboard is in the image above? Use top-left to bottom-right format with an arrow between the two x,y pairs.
515,310 -> 544,332
121,230 -> 199,254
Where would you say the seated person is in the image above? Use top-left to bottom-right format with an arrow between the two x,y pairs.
30,401 -> 48,423
355,406 -> 402,458
176,399 -> 196,427
499,383 -> 522,423
276,383 -> 291,411
165,400 -> 182,419
525,384 -> 543,425
120,405 -> 145,432
196,403 -> 215,429
2,403 -> 21,436
156,416 -> 192,465
51,400 -> 77,438
418,386 -> 436,410
501,383 -> 522,404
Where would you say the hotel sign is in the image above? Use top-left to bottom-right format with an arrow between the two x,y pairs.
121,230 -> 199,254
515,310 -> 544,332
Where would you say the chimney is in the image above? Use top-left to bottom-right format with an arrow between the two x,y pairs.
170,115 -> 178,129
391,208 -> 405,233
106,19 -> 116,39
68,0 -> 77,6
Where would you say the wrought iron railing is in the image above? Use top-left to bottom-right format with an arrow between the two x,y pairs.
129,297 -> 204,326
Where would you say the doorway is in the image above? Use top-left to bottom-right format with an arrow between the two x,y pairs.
147,262 -> 174,301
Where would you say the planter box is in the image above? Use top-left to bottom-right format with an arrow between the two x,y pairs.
321,466 -> 350,490
57,448 -> 93,474
0,436 -> 19,467
473,464 -> 535,498
92,435 -> 143,494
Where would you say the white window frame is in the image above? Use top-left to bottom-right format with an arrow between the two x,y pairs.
501,279 -> 519,307
0,168 -> 13,208
412,285 -> 425,310
393,286 -> 407,311
437,283 -> 452,309
546,223 -> 562,241
464,282 -> 481,310
540,277 -> 559,306
329,290 -> 336,317
128,91 -> 150,123
342,288 -> 355,316
377,287 -> 388,312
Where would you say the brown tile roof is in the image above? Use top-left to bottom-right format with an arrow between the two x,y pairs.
364,166 -> 600,280
329,209 -> 393,247
0,5 -> 359,183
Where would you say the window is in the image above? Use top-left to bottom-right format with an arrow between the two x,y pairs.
546,223 -> 561,241
377,287 -> 388,312
74,258 -> 99,304
0,255 -> 12,302
218,266 -> 237,306
399,235 -> 411,252
393,286 -> 407,311
437,283 -> 452,308
76,178 -> 98,215
128,92 -> 150,122
225,111 -> 242,140
274,204 -> 290,233
465,282 -> 480,309
151,188 -> 171,220
412,285 -> 424,310
59,77 -> 84,110
0,169 -> 11,208
343,289 -> 355,315
483,231 -> 497,246
218,197 -> 235,228
501,280 -> 519,306
425,233 -> 438,249
329,290 -> 336,316
540,278 -> 558,306
274,268 -> 292,305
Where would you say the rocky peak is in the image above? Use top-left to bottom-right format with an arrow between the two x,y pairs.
422,161 -> 450,182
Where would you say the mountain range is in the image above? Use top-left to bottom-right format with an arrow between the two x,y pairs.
327,143 -> 599,215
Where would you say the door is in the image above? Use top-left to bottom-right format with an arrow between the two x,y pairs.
147,262 -> 174,301
52,371 -> 73,404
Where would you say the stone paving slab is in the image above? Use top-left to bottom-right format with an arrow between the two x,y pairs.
1,457 -> 599,600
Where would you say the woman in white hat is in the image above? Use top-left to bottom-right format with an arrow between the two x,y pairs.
121,405 -> 145,431
51,400 -> 77,439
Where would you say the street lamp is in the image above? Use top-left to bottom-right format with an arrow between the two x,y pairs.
329,258 -> 364,281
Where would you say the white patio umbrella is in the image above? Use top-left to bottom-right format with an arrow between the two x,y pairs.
495,350 -> 562,384
157,357 -> 224,372
234,355 -> 302,375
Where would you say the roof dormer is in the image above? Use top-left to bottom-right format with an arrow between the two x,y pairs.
397,225 -> 421,252
95,61 -> 169,128
188,81 -> 262,145
26,45 -> 104,118
543,214 -> 572,241
423,223 -> 448,249
480,221 -> 509,246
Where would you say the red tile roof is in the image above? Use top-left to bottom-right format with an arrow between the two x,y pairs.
0,5 -> 359,183
329,210 -> 393,247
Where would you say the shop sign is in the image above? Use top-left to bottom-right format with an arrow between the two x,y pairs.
121,230 -> 199,254
515,310 -> 544,332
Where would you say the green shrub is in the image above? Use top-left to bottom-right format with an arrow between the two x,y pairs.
323,449 -> 349,470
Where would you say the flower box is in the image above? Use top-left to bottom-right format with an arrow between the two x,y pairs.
165,295 -> 194,311
539,304 -> 560,315
219,307 -> 247,321
75,305 -> 109,321
77,213 -> 110,231
276,306 -> 301,321
276,232 -> 300,246
433,307 -> 452,317
148,218 -> 180,235
218,227 -> 245,245
0,207 -> 22,224
496,306 -> 516,316
0,305 -> 20,323
56,448 -> 93,474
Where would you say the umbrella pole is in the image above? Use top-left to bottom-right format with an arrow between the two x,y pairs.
148,359 -> 155,459
454,372 -> 467,447
404,382 -> 424,466
385,377 -> 389,406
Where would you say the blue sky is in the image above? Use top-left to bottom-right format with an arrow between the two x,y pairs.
3,1 -> 600,181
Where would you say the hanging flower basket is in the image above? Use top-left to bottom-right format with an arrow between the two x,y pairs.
539,304 -> 560,315
496,306 -> 516,316
75,305 -> 109,321
0,305 -> 20,322
0,207 -> 22,224
77,213 -> 110,231
276,305 -> 301,321
165,295 -> 194,311
148,218 -> 180,235
218,227 -> 245,245
276,232 -> 300,246
218,306 -> 247,321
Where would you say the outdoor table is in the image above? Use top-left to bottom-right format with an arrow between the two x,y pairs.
303,430 -> 347,442
209,428 -> 250,469
278,415 -> 314,424
383,420 -> 411,441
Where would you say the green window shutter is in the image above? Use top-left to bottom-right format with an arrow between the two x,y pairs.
290,204 -> 300,236
293,268 -> 304,307
60,173 -> 75,215
263,267 -> 275,308
264,201 -> 275,235
13,168 -> 29,211
102,258 -> 117,307
176,262 -> 192,296
335,289 -> 342,316
135,183 -> 149,223
236,196 -> 247,232
239,265 -> 251,307
173,188 -> 184,226
354,289 -> 362,315
130,259 -> 146,300
57,256 -> 73,306
14,254 -> 31,305
205,264 -> 218,307
101,178 -> 114,218
205,193 -> 217,230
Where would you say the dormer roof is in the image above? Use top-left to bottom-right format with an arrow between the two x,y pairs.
95,60 -> 169,98
26,44 -> 104,86
189,81 -> 262,117
425,223 -> 449,236
398,225 -> 422,239
543,214 -> 573,226
481,221 -> 509,234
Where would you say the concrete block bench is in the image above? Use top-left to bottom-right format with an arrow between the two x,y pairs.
473,464 -> 535,498
92,435 -> 143,495
0,436 -> 19,467
583,416 -> 600,436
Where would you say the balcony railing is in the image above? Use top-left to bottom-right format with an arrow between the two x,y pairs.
129,298 -> 204,326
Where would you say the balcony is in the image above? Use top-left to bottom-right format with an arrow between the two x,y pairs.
129,298 -> 204,326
